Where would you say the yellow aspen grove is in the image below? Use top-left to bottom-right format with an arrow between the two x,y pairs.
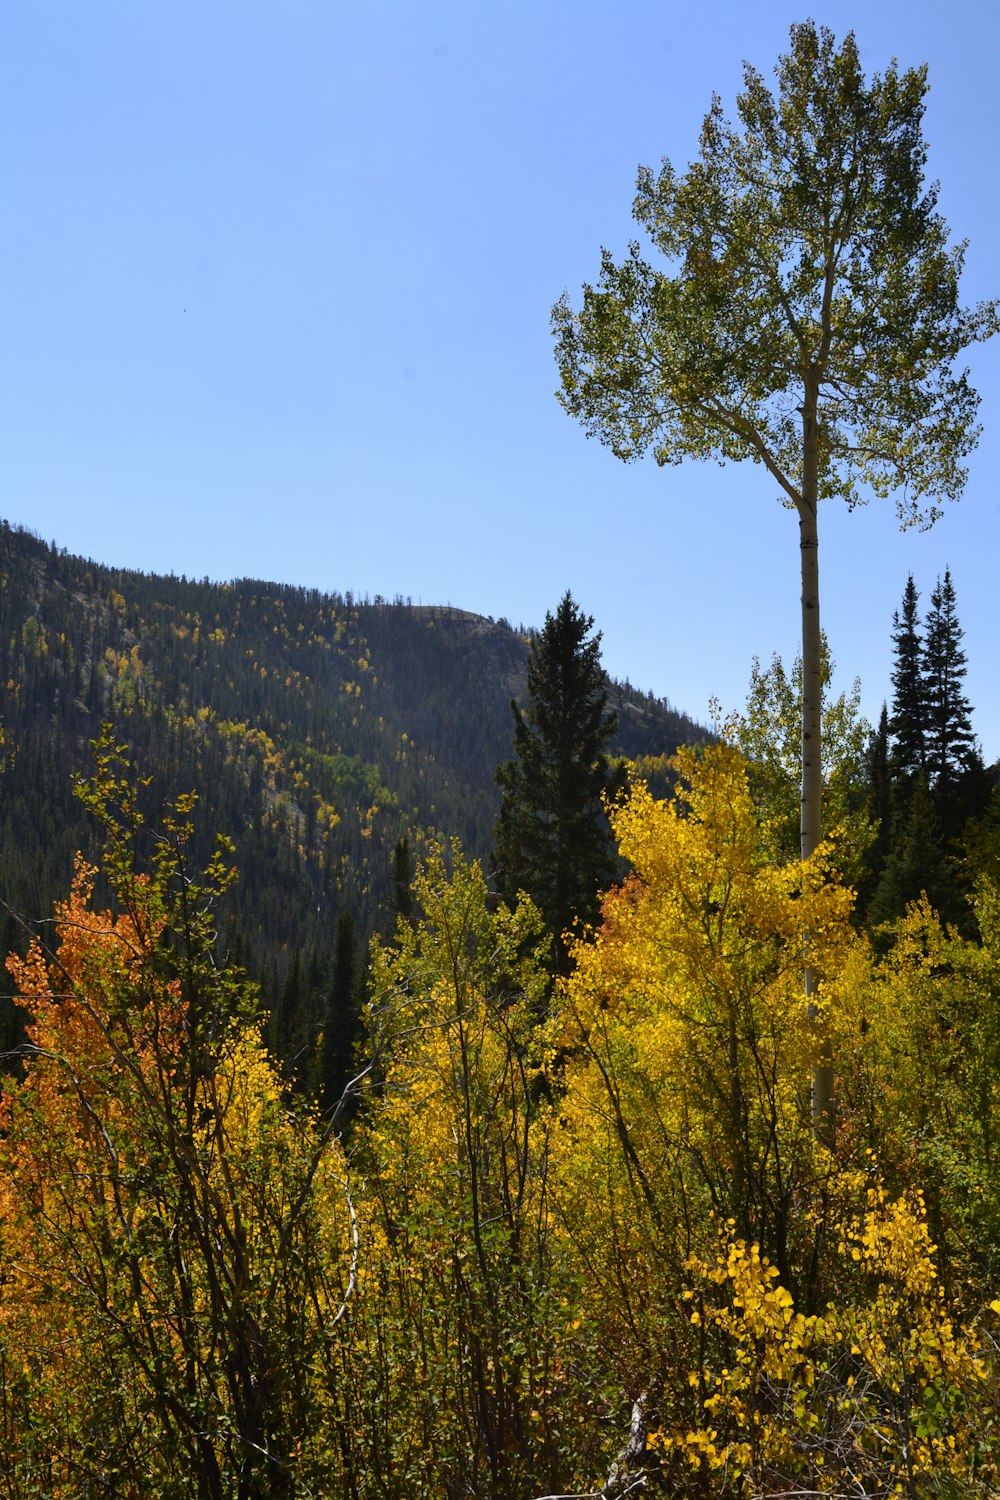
553,746 -> 856,1293
544,748 -> 1000,1496
356,843 -> 600,1499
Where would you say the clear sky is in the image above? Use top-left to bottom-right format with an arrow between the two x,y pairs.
3,2 -> 998,758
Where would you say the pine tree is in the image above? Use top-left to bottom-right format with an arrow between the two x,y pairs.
923,568 -> 979,796
492,593 -> 619,974
888,576 -> 928,778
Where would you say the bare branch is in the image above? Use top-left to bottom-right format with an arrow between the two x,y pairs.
534,1395 -> 648,1500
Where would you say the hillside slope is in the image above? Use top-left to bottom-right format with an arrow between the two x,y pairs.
0,519 -> 707,1019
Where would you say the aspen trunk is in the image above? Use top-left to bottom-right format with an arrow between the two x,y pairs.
800,389 -> 834,1143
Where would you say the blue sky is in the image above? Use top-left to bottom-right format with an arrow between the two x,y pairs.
3,1 -> 998,758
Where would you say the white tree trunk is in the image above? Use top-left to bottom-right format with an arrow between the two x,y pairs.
800,392 -> 834,1143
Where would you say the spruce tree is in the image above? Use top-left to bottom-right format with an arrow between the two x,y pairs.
923,568 -> 978,796
866,774 -> 962,933
390,835 -> 414,926
492,593 -> 619,974
875,570 -> 985,925
858,702 -> 893,917
870,703 -> 892,845
320,911 -> 360,1112
888,576 -> 927,778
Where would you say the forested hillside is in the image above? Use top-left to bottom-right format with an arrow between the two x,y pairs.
0,520 -> 704,1032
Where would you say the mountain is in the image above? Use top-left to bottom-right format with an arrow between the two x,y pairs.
0,519 -> 708,1060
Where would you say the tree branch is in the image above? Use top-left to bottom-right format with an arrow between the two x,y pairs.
534,1394 -> 648,1500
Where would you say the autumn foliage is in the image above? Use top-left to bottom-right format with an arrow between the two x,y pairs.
0,742 -> 356,1497
3,741 -> 1000,1496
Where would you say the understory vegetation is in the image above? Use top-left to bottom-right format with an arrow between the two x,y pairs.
3,736 -> 1000,1499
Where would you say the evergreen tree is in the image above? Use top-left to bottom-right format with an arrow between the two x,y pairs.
868,774 -> 963,933
278,949 -> 304,1071
320,911 -> 360,1112
923,568 -> 979,798
492,593 -> 619,974
870,703 -> 892,848
888,576 -> 927,778
871,572 -> 986,929
858,702 -> 893,918
390,834 -> 414,926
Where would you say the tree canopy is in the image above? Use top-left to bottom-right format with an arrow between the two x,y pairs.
553,19 -> 995,862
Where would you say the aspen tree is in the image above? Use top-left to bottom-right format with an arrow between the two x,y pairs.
553,22 -> 996,1134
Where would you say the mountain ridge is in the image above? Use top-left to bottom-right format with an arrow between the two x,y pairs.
0,518 -> 709,1056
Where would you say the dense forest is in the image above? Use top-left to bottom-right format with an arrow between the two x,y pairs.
0,519 -> 703,1069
